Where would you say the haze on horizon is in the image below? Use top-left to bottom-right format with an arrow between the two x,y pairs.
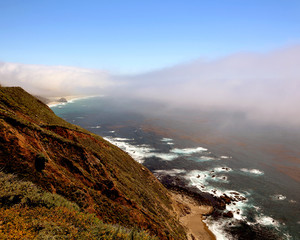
1,1 -> 300,127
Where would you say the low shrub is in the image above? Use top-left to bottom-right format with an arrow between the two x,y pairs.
0,172 -> 157,240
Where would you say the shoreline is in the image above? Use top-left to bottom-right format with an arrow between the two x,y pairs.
47,95 -> 101,108
47,95 -> 86,107
171,190 -> 216,240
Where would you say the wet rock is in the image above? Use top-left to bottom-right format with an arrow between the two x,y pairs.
236,196 -> 247,201
215,199 -> 226,210
220,194 -> 232,204
57,97 -> 67,102
223,211 -> 234,218
230,191 -> 240,196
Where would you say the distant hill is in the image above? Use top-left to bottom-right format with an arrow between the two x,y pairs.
34,95 -> 51,104
0,87 -> 187,239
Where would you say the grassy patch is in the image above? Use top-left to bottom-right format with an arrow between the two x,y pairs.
0,172 -> 157,240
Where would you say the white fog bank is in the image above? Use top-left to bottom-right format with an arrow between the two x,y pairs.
1,44 -> 299,126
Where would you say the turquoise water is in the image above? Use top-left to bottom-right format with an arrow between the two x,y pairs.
52,97 -> 300,240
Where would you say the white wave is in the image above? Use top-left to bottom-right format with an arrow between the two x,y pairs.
240,168 -> 264,175
113,137 -> 134,141
220,155 -> 231,159
154,169 -> 186,176
194,156 -> 216,162
104,136 -> 154,163
161,138 -> 174,145
88,125 -> 101,129
148,152 -> 178,161
161,138 -> 173,142
214,166 -> 233,172
187,166 -> 232,184
271,194 -> 287,201
187,170 -> 210,186
224,193 -> 248,221
255,215 -> 280,227
109,130 -> 115,133
48,102 -> 68,108
217,175 -> 229,182
203,218 -> 234,240
186,169 -> 250,221
186,170 -> 231,194
171,146 -> 207,155
104,136 -> 178,162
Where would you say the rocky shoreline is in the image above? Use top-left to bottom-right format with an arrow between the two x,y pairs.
171,191 -> 216,240
157,174 -> 282,240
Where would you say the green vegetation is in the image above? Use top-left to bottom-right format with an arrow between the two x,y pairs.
0,172 -> 157,240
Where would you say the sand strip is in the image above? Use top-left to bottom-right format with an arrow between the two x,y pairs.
171,191 -> 216,240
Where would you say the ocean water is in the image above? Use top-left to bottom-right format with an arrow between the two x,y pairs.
51,96 -> 300,240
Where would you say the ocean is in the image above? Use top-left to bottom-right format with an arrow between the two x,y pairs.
51,96 -> 300,240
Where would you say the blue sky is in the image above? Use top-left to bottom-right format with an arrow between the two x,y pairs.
1,0 -> 300,73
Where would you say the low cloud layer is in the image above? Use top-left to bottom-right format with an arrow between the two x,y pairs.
1,45 -> 299,126
113,45 -> 300,126
0,62 -> 112,97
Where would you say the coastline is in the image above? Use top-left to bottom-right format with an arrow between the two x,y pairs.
47,95 -> 101,108
171,191 -> 216,240
48,96 -> 297,240
47,95 -> 85,107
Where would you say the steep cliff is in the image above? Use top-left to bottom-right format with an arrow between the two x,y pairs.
0,87 -> 186,239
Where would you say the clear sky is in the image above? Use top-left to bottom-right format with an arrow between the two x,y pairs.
1,0 -> 300,73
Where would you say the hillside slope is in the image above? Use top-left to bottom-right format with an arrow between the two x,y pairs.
0,87 -> 187,239
0,171 -> 157,240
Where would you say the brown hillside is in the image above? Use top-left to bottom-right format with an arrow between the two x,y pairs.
0,87 -> 187,239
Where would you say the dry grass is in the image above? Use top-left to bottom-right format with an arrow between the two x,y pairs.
0,172 -> 157,240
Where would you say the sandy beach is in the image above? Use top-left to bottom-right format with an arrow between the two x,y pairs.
171,191 -> 216,240
46,95 -> 85,107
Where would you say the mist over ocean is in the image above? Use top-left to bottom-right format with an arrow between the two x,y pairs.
52,96 -> 300,240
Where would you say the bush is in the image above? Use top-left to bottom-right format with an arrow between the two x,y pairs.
0,172 -> 157,240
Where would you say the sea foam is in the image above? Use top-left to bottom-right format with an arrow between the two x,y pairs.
161,138 -> 173,142
240,168 -> 264,175
104,136 -> 178,162
88,125 -> 101,129
104,136 -> 154,163
171,146 -> 207,154
203,218 -> 234,240
255,215 -> 280,227
154,169 -> 186,176
271,194 -> 287,201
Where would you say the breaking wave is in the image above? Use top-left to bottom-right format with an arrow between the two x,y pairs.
240,168 -> 264,175
171,146 -> 207,154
